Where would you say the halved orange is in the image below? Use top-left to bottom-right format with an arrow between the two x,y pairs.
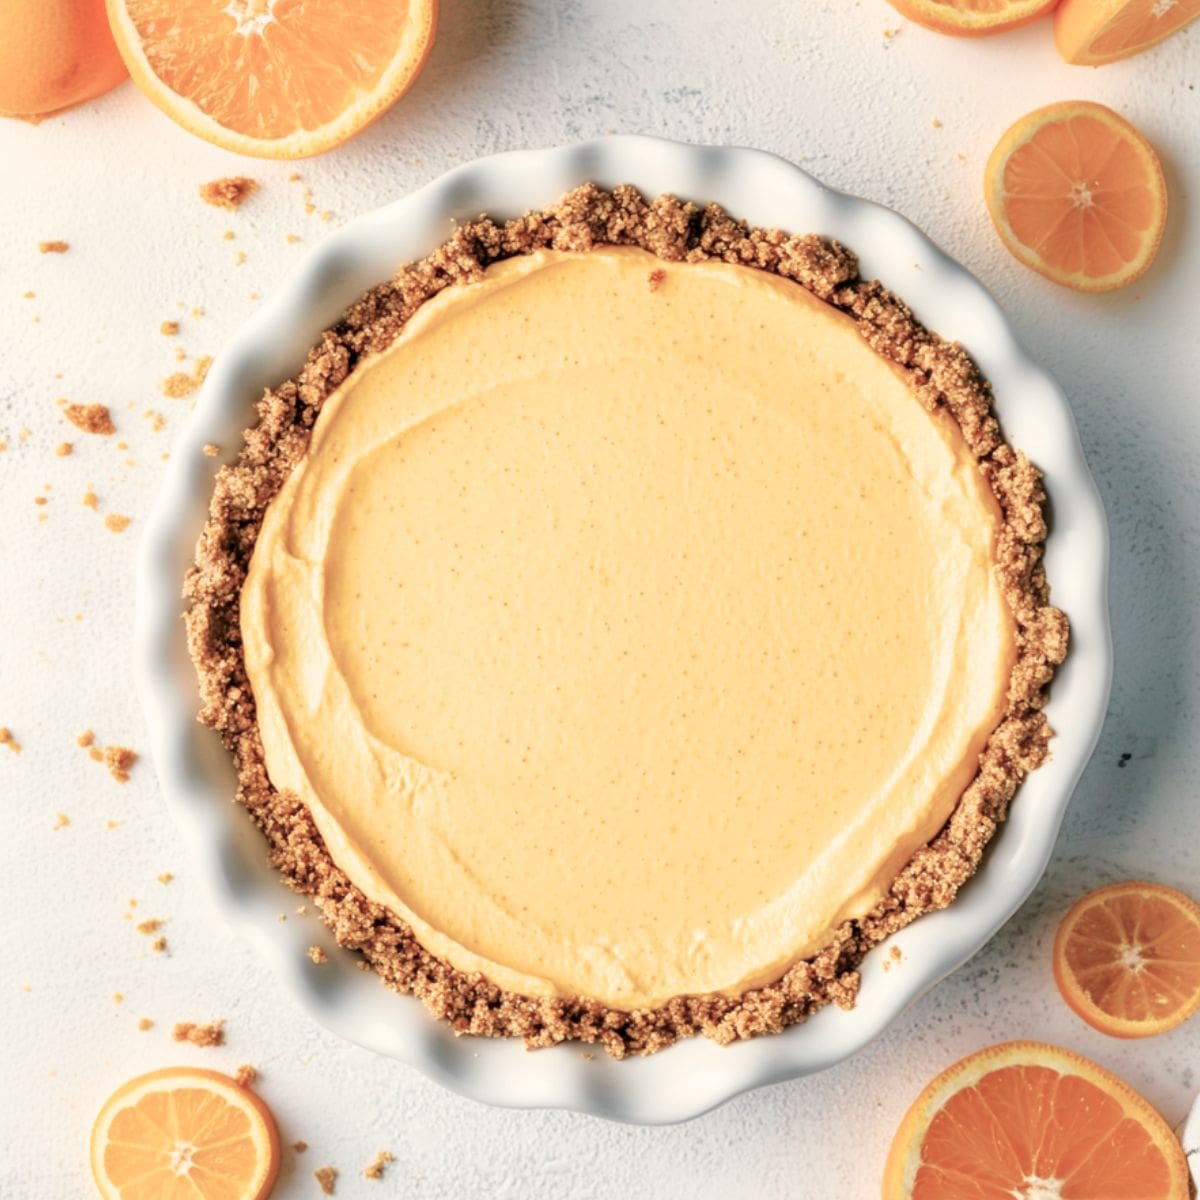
882,1041 -> 1189,1199
1053,881 -> 1200,1039
1055,0 -> 1200,65
90,1067 -> 280,1200
886,0 -> 1058,37
106,0 -> 437,158
984,100 -> 1167,292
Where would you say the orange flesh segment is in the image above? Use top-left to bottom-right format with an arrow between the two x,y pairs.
1001,114 -> 1158,279
914,1065 -> 1177,1198
1091,0 -> 1200,55
124,0 -> 415,137
102,1086 -> 262,1199
1062,888 -> 1200,1025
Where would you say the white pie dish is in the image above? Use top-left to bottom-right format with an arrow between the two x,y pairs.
134,135 -> 1112,1125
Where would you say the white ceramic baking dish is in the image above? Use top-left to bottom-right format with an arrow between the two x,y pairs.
134,135 -> 1112,1124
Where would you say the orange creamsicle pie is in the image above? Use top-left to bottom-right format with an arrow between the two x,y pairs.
186,185 -> 1067,1056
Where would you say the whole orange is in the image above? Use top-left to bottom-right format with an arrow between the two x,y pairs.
0,0 -> 127,119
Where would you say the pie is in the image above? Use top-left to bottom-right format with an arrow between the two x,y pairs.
186,185 -> 1067,1056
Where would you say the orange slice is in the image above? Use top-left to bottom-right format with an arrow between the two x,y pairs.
1055,0 -> 1200,65
882,1041 -> 1189,1199
885,0 -> 1058,37
90,1067 -> 280,1200
105,0 -> 437,159
1053,881 -> 1200,1038
984,100 -> 1167,292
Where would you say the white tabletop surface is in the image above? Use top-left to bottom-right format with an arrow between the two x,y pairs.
2,2 -> 1198,1196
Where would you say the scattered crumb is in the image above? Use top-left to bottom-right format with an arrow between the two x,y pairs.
295,905 -> 307,915
161,355 -> 212,399
157,872 -> 174,885
199,177 -> 258,211
113,993 -> 124,1005
64,403 -> 115,436
308,946 -> 328,965
320,211 -> 333,224
160,320 -> 180,336
314,1166 -> 337,1195
191,306 -> 205,319
931,118 -> 943,129
53,812 -> 70,830
222,230 -> 236,242
137,1017 -> 153,1031
956,152 -> 967,163
286,233 -> 301,244
247,291 -> 259,300
152,937 -> 167,953
143,409 -> 166,433
648,268 -> 666,291
136,918 -> 163,936
173,1020 -> 224,1047
104,513 -> 132,534
82,490 -> 99,509
0,727 -> 21,754
34,496 -> 47,506
234,1064 -> 258,1088
288,172 -> 301,182
103,745 -> 138,783
55,442 -> 72,457
39,240 -> 69,254
363,1151 -> 395,1181
106,820 -> 120,830
174,346 -> 187,362
89,746 -> 103,762
891,945 -> 903,961
77,729 -> 94,748
23,290 -> 35,299
292,1140 -> 308,1153
202,443 -> 221,457
234,250 -> 247,266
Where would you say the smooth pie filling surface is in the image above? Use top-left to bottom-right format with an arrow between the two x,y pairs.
241,245 -> 1017,1010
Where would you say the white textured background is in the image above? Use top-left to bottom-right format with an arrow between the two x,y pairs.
1,2 -> 1198,1196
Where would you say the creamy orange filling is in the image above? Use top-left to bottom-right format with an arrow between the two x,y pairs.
241,246 -> 1016,1010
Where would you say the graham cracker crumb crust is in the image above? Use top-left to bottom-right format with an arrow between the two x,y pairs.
184,184 -> 1068,1058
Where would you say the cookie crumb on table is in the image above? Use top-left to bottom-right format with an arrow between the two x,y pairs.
647,268 -> 665,291
172,1020 -> 224,1047
183,183 -> 1068,1058
314,1166 -> 337,1195
77,729 -> 94,748
292,1140 -> 308,1153
102,745 -> 137,783
135,918 -> 162,936
203,443 -> 221,457
363,1151 -> 395,1181
234,1063 -> 257,1087
38,240 -> 69,254
82,490 -> 99,509
0,727 -> 21,754
64,403 -> 114,436
199,177 -> 258,211
160,320 -> 180,336
161,355 -> 212,400
104,513 -> 131,534
137,1017 -> 153,1031
157,871 -> 174,885
53,813 -> 70,830
307,946 -> 328,965
55,442 -> 72,457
